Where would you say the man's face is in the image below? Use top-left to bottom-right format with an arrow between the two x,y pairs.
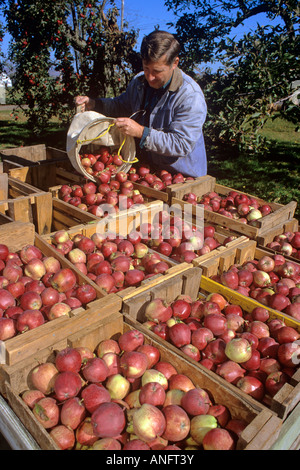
142,54 -> 179,89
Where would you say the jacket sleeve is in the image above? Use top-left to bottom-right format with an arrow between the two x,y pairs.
143,90 -> 207,158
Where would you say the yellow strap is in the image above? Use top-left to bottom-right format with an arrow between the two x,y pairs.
76,122 -> 139,164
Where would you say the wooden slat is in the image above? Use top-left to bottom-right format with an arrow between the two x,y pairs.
270,403 -> 300,450
33,192 -> 53,235
0,222 -> 35,251
256,218 -> 299,246
168,175 -> 216,201
4,383 -> 60,450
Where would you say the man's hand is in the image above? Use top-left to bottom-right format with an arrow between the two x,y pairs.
75,96 -> 96,112
115,118 -> 144,139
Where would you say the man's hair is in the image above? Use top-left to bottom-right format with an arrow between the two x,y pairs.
140,30 -> 180,65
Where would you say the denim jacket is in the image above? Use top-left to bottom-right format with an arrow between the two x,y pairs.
94,68 -> 207,177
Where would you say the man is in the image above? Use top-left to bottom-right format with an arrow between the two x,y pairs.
75,30 -> 207,177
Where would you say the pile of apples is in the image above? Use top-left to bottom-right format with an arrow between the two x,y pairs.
138,212 -> 237,263
127,165 -> 196,189
183,190 -> 273,226
142,292 -> 300,406
79,145 -> 196,191
79,146 -> 125,179
49,229 -> 172,294
210,253 -> 300,320
58,176 -> 146,216
266,230 -> 300,260
0,243 -> 98,341
22,328 -> 247,450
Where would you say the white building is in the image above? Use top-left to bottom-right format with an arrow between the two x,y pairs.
0,73 -> 12,104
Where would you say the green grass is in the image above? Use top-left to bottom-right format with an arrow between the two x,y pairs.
1,108 -> 299,219
0,109 -> 68,150
207,117 -> 300,219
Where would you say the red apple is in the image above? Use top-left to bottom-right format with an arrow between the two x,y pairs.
91,402 -> 126,438
16,309 -> 45,332
132,403 -> 166,442
168,322 -> 191,348
181,388 -> 211,416
30,363 -> 59,395
81,383 -> 111,414
202,428 -> 235,450
54,371 -> 82,401
139,382 -> 166,407
120,350 -> 149,379
33,397 -> 60,429
216,360 -> 245,384
236,376 -> 265,401
162,404 -> 190,442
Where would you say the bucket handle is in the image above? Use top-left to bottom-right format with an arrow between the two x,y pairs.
76,122 -> 139,164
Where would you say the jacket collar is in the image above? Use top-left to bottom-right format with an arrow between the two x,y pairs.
138,67 -> 183,92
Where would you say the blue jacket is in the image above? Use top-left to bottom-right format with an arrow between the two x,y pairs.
95,68 -> 207,177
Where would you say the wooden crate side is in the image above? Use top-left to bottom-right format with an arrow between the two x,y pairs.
239,410 -> 282,450
256,218 -> 299,247
51,197 -> 98,230
270,382 -> 300,420
0,221 -> 35,251
4,383 -> 60,450
0,212 -> 13,225
270,402 -> 300,450
168,175 -> 216,200
0,144 -> 47,163
192,239 -> 257,277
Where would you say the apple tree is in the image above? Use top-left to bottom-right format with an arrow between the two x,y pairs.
0,19 -> 4,71
165,0 -> 299,152
1,0 -> 140,131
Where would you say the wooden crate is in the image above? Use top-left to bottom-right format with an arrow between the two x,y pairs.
0,173 -> 131,235
199,276 -> 300,420
6,161 -> 84,193
0,173 -> 54,235
120,266 -> 299,421
192,237 -> 300,278
42,219 -> 194,302
170,176 -> 297,240
0,228 -> 122,366
192,237 -> 258,277
2,317 -> 282,450
255,218 -> 299,247
0,145 -> 68,168
193,238 -> 300,324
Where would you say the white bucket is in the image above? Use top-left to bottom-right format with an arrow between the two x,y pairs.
66,111 -> 137,182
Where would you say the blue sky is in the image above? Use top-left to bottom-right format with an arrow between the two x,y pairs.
0,0 -> 177,55
0,1 -> 282,59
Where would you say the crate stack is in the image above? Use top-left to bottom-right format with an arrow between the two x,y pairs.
0,144 -> 299,451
